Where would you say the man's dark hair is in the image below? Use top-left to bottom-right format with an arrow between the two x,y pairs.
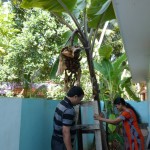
67,86 -> 84,97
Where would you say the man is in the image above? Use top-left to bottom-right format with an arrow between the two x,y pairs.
51,86 -> 84,150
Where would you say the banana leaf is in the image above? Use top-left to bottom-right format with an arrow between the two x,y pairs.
108,113 -> 116,133
49,57 -> 59,79
98,44 -> 113,60
87,0 -> 115,28
108,133 -> 124,144
124,86 -> 140,101
112,53 -> 126,69
21,0 -> 77,13
72,0 -> 86,18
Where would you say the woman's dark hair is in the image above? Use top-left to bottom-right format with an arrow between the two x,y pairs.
67,86 -> 84,97
114,97 -> 141,123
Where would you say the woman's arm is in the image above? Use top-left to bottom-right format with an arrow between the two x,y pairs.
94,114 -> 122,125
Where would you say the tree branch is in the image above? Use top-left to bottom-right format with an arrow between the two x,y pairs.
83,7 -> 88,39
52,13 -> 74,32
57,0 -> 86,45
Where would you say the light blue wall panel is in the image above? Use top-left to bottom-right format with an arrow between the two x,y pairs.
0,98 -> 148,150
81,101 -> 104,150
19,99 -> 59,150
127,100 -> 149,123
0,98 -> 22,150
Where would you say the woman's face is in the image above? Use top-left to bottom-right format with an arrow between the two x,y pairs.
115,103 -> 123,112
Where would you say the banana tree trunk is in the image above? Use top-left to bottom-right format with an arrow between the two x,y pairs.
84,44 -> 108,150
85,46 -> 100,102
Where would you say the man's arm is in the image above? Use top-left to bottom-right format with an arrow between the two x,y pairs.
62,125 -> 73,150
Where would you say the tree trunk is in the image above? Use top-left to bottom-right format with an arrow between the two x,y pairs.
84,46 -> 100,102
84,44 -> 108,150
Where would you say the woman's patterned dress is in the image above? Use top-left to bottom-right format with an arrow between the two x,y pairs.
119,109 -> 144,150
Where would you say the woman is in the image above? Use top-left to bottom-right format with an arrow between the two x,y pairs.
94,97 -> 144,150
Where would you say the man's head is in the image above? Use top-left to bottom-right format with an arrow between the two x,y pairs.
67,86 -> 84,106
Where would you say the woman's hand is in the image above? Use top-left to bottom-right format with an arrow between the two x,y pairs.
94,113 -> 104,120
94,114 -> 100,120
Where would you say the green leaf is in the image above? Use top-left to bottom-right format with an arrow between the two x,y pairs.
108,113 -> 116,133
124,86 -> 140,101
73,0 -> 86,18
99,44 -> 113,60
62,30 -> 72,45
93,61 -> 104,73
87,0 -> 115,28
49,57 -> 59,79
101,60 -> 113,78
114,133 -> 124,144
74,0 -> 86,11
21,0 -> 77,13
113,53 -> 126,69
99,3 -> 116,25
87,0 -> 104,28
94,59 -> 113,80
120,77 -> 131,89
62,30 -> 79,46
108,133 -> 124,144
96,0 -> 111,15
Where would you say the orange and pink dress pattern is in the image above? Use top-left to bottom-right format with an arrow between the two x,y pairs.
119,109 -> 144,150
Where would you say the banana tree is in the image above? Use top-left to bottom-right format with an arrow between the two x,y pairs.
14,0 -> 115,148
14,0 -> 115,101
93,44 -> 139,149
94,44 -> 140,113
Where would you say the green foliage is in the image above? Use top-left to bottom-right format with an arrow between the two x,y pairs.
0,2 -> 19,49
4,8 -> 66,81
21,0 -> 77,13
93,25 -> 139,147
0,47 -> 6,56
107,113 -> 124,149
108,132 -> 124,145
0,4 -> 69,97
98,44 -> 112,60
19,0 -> 116,33
80,68 -> 93,100
103,21 -> 124,58
15,0 -> 140,102
49,57 -> 59,79
108,113 -> 116,132
94,50 -> 139,112
46,84 -> 65,100
87,0 -> 115,28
